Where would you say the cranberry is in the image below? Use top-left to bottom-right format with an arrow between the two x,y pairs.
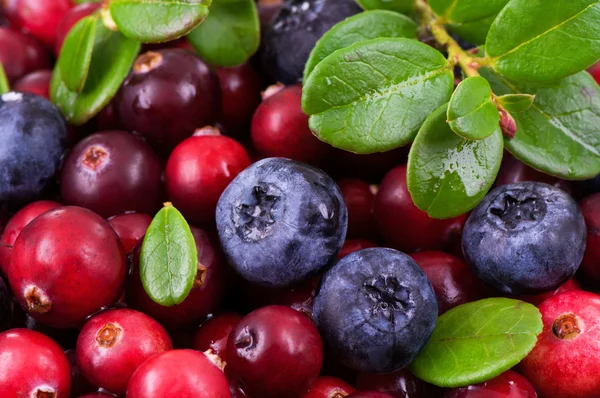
66,349 -> 96,397
357,368 -> 435,398
251,84 -> 329,164
54,2 -> 101,55
227,305 -> 324,397
374,165 -> 467,252
589,61 -> 600,84
95,101 -> 124,132
0,328 -> 71,397
514,278 -> 581,306
348,393 -> 394,398
115,49 -> 221,155
13,69 -> 52,98
126,349 -> 230,398
77,308 -> 173,395
216,63 -> 262,135
0,27 -> 50,83
7,206 -> 127,328
60,131 -> 163,218
127,227 -> 229,329
338,179 -> 377,240
107,213 -> 152,253
496,153 -> 573,195
444,370 -> 537,398
193,312 -> 243,360
4,0 -> 72,46
165,134 -> 251,226
580,193 -> 600,281
337,239 -> 378,259
303,376 -> 357,398
521,291 -> 600,397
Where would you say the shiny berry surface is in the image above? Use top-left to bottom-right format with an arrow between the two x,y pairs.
0,27 -> 50,83
303,376 -> 357,398
337,179 -> 377,240
216,63 -> 262,135
357,368 -> 435,398
580,193 -> 600,281
193,312 -> 243,360
443,370 -> 537,398
13,69 -> 52,99
4,0 -> 72,46
107,213 -> 152,253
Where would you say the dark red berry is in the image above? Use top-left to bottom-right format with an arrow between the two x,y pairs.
337,179 -> 377,240
165,134 -> 251,226
107,212 -> 152,253
60,131 -> 163,218
337,239 -> 378,259
588,61 -> 600,85
444,370 -> 537,397
54,2 -> 101,56
580,193 -> 600,281
65,349 -> 96,397
357,368 -> 435,398
0,328 -> 71,397
303,376 -> 357,398
4,0 -> 72,46
496,153 -> 573,195
13,69 -> 51,99
251,84 -> 329,164
324,147 -> 408,182
216,63 -> 262,135
193,312 -> 243,360
75,394 -> 115,398
115,49 -> 221,155
95,101 -> 123,132
0,27 -> 50,83
514,278 -> 581,306
7,206 -> 127,328
227,305 -> 324,397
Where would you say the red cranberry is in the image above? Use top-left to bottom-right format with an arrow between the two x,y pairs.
444,370 -> 537,398
348,393 -> 394,398
115,49 -> 221,155
66,349 -> 96,397
216,63 -> 262,135
337,239 -> 378,259
580,193 -> 600,281
127,227 -> 229,329
357,368 -> 436,398
95,101 -> 122,131
514,278 -> 581,306
54,2 -> 101,55
193,312 -> 243,360
338,179 -> 377,240
107,213 -> 152,253
589,61 -> 600,84
60,131 -> 163,218
0,27 -> 50,83
374,165 -> 467,252
77,308 -> 173,395
303,376 -> 357,398
4,0 -> 72,46
7,206 -> 127,328
496,153 -> 573,195
13,69 -> 52,98
251,84 -> 329,164
126,349 -> 229,397
165,134 -> 251,226
521,291 -> 600,397
0,328 -> 71,397
227,305 -> 324,397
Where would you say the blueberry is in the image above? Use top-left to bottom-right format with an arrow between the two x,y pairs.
216,157 -> 347,288
0,92 -> 66,204
313,248 -> 438,373
462,182 -> 587,295
260,0 -> 362,84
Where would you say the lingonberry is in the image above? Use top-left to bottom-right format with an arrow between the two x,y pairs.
126,350 -> 230,398
13,69 -> 52,99
65,349 -> 96,397
54,2 -> 101,55
216,63 -> 262,135
357,368 -> 435,398
107,213 -> 152,253
115,49 -> 221,155
444,370 -> 537,398
0,328 -> 71,397
337,179 -> 377,240
337,239 -> 378,259
251,84 -> 329,164
165,134 -> 251,226
4,0 -> 72,46
0,27 -> 50,83
496,153 -> 573,195
303,376 -> 357,398
580,193 -> 600,281
227,305 -> 324,397
7,206 -> 127,328
514,278 -> 581,306
95,101 -> 123,132
77,308 -> 173,395
589,61 -> 600,84
193,312 -> 243,360
375,166 -> 467,252
60,131 -> 163,218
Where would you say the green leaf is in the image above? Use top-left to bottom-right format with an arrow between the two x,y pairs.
140,203 -> 198,307
302,38 -> 454,154
496,94 -> 535,113
187,0 -> 259,67
448,76 -> 499,140
486,0 -> 600,82
109,0 -> 211,43
407,104 -> 503,218
50,21 -> 141,125
480,67 -> 600,179
74,0 -> 101,3
303,10 -> 417,81
410,298 -> 543,388
0,63 -> 9,95
356,0 -> 414,14
58,15 -> 97,93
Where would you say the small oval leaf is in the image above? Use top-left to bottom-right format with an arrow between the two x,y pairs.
109,0 -> 211,43
496,93 -> 535,113
187,0 -> 259,67
407,104 -> 503,219
303,10 -> 417,81
140,203 -> 198,307
356,0 -> 414,14
410,298 -> 543,388
486,0 -> 600,82
448,76 -> 499,140
0,63 -> 9,95
58,15 -> 97,93
302,38 -> 454,154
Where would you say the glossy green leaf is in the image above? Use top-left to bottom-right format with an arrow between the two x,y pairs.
109,0 -> 211,43
50,21 -> 140,125
356,0 -> 414,14
448,77 -> 499,140
486,0 -> 600,82
0,63 -> 9,95
411,298 -> 542,388
302,38 -> 454,154
496,94 -> 535,113
303,10 -> 417,81
481,67 -> 600,179
58,15 -> 97,92
187,0 -> 259,67
407,104 -> 503,218
140,203 -> 198,307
